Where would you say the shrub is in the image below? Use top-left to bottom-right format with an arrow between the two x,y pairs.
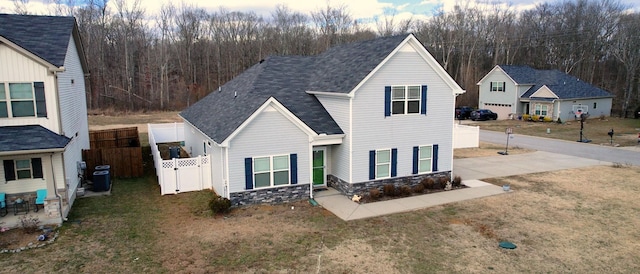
522,114 -> 531,121
369,188 -> 381,199
531,115 -> 540,121
383,184 -> 396,196
19,215 -> 41,234
208,195 -> 231,215
398,185 -> 412,196
452,176 -> 462,187
421,177 -> 435,189
413,184 -> 425,193
437,177 -> 449,189
543,116 -> 553,122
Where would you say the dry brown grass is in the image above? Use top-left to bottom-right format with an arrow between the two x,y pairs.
88,111 -> 182,133
468,117 -> 640,146
454,142 -> 535,158
1,165 -> 639,272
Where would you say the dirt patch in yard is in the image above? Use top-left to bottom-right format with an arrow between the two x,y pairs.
454,142 -> 535,158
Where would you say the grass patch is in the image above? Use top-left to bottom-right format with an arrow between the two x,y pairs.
470,117 -> 640,146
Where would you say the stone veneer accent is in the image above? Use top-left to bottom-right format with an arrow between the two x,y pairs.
328,172 -> 452,196
230,184 -> 311,206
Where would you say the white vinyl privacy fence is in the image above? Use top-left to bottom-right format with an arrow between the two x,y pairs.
453,123 -> 479,149
148,123 -> 212,195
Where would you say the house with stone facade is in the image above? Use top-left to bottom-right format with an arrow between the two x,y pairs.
180,34 -> 464,206
0,14 -> 90,224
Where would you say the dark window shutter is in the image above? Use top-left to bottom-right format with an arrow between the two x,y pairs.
3,160 -> 15,181
421,85 -> 427,115
34,82 -> 47,117
503,82 -> 506,92
432,144 -> 439,172
412,146 -> 419,174
290,154 -> 297,185
369,150 -> 376,180
31,158 -> 43,179
391,148 -> 398,177
384,86 -> 391,117
244,158 -> 253,190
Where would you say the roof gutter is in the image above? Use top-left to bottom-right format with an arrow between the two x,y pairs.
0,147 -> 66,156
306,90 -> 353,98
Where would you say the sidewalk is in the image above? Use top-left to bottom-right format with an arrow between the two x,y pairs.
313,180 -> 506,221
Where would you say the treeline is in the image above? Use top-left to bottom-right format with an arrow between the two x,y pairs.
14,0 -> 640,116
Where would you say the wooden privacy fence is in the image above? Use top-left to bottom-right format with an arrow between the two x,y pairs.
82,147 -> 143,178
83,127 -> 144,178
89,127 -> 140,149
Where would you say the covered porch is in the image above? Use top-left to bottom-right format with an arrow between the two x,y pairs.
0,125 -> 72,227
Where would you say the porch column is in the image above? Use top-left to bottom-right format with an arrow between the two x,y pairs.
42,154 -> 56,199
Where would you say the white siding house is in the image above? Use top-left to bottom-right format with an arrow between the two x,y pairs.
478,65 -> 613,120
0,14 -> 90,225
180,34 -> 464,206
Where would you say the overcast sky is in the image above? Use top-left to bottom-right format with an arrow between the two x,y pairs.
0,0 -> 638,25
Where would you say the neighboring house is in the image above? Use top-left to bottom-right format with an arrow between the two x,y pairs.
477,65 -> 613,120
0,14 -> 90,224
180,34 -> 465,206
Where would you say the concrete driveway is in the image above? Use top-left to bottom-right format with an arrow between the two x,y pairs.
453,150 -> 610,180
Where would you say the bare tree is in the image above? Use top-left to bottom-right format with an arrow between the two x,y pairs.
611,13 -> 640,117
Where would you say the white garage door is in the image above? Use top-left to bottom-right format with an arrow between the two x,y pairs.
483,103 -> 512,120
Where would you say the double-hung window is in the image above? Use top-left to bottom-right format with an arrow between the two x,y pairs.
3,158 -> 43,181
0,82 -> 47,118
413,144 -> 438,174
417,145 -> 433,173
375,149 -> 391,179
252,155 -> 290,188
535,104 -> 548,116
369,149 -> 397,180
490,81 -> 505,92
391,85 -> 421,115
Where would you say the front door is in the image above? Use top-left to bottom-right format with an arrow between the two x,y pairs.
312,148 -> 326,187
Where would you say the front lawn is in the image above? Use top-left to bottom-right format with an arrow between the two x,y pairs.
1,150 -> 639,272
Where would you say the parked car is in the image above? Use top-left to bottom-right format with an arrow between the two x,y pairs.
455,106 -> 474,120
470,109 -> 498,121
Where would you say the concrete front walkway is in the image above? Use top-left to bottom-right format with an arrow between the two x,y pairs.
314,150 -> 610,221
314,180 -> 506,221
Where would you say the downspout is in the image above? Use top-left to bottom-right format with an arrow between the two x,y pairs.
224,146 -> 230,199
309,142 -> 313,199
50,153 -> 65,223
52,70 -> 64,134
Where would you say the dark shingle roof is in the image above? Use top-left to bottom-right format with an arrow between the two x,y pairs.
499,65 -> 612,99
308,35 -> 408,92
0,13 -> 76,67
181,34 -> 411,143
0,125 -> 70,153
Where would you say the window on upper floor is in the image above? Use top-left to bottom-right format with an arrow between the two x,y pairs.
0,82 -> 47,118
490,81 -> 505,92
391,85 -> 421,115
384,85 -> 427,117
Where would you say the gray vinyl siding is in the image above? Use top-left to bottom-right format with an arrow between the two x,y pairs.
58,36 -> 90,204
478,69 -> 517,113
351,50 -> 455,183
227,108 -> 310,193
315,95 -> 350,180
557,98 -> 612,121
183,122 -> 224,195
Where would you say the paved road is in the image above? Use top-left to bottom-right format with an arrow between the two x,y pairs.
480,130 -> 640,166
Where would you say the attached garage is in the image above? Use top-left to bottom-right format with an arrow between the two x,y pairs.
483,103 -> 512,120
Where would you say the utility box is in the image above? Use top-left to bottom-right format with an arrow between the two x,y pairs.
92,170 -> 111,192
